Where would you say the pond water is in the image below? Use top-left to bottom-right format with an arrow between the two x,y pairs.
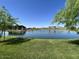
3,30 -> 79,39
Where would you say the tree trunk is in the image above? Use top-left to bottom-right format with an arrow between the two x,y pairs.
4,21 -> 6,40
1,29 -> 5,40
1,30 -> 3,37
3,30 -> 5,40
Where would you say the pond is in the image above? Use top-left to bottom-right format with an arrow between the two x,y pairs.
4,30 -> 79,39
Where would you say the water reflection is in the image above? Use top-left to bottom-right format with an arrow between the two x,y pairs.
1,30 -> 79,39
24,30 -> 79,39
8,31 -> 26,35
48,30 -> 56,34
77,32 -> 79,34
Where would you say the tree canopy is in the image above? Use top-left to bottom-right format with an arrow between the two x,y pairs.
0,6 -> 17,30
0,6 -> 18,40
54,0 -> 79,31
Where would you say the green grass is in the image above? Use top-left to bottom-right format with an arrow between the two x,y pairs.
0,37 -> 79,59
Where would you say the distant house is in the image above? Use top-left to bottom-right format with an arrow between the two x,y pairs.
8,25 -> 26,35
8,25 -> 26,31
16,25 -> 26,30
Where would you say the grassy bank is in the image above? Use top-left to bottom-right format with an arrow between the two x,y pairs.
0,37 -> 79,59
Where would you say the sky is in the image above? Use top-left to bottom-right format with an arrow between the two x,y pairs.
0,0 -> 65,28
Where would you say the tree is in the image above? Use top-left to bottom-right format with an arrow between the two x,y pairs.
54,0 -> 79,31
0,6 -> 17,40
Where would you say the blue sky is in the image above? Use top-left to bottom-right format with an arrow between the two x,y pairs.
0,0 -> 65,28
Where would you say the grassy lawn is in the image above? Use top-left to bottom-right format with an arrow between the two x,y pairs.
0,37 -> 79,59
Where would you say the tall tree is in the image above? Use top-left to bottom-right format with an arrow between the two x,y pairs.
0,6 -> 17,40
54,0 -> 79,31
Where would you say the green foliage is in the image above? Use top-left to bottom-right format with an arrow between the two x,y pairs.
54,0 -> 79,31
0,6 -> 17,30
0,37 -> 79,59
0,6 -> 18,40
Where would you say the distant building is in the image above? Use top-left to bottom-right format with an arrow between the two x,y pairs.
49,26 -> 57,29
8,25 -> 26,30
